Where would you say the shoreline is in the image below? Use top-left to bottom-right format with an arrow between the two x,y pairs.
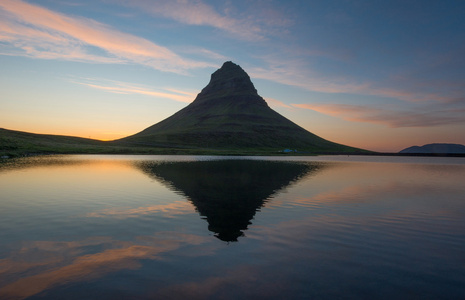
2,150 -> 465,160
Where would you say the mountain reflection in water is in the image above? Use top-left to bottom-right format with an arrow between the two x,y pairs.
1,155 -> 465,299
136,160 -> 318,242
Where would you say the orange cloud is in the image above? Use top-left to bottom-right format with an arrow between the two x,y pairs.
0,0 -> 213,73
72,78 -> 196,103
293,103 -> 376,118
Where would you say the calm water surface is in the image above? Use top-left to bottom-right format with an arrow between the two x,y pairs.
0,155 -> 464,299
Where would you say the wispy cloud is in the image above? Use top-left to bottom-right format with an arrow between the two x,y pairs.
118,0 -> 290,41
175,46 -> 228,61
121,0 -> 261,40
248,54 -> 464,105
264,97 -> 292,109
251,65 -> 443,104
0,0 -> 213,73
71,77 -> 196,103
293,103 -> 465,128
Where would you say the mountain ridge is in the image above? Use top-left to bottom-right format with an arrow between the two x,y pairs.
118,61 -> 363,152
399,143 -> 465,154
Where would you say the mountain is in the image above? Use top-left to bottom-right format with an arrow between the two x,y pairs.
399,143 -> 465,154
118,61 -> 363,153
136,159 -> 319,242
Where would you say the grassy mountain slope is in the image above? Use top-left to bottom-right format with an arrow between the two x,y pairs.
118,62 -> 365,153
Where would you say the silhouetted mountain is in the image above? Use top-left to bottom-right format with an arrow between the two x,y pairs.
135,159 -> 320,242
399,143 -> 465,154
118,62 -> 363,153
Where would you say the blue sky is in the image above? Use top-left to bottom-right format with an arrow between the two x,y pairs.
1,0 -> 464,152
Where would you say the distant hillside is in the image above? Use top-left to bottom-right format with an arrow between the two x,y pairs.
0,128 -> 199,157
118,61 -> 366,153
0,128 -> 106,157
399,143 -> 465,154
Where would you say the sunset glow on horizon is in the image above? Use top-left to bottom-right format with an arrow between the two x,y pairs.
1,0 -> 464,152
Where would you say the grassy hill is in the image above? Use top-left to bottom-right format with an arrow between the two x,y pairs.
118,62 -> 367,153
0,128 -> 320,158
0,128 -> 108,157
0,128 -> 203,157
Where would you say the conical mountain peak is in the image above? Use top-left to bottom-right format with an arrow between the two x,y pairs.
119,61 -> 363,153
195,61 -> 258,103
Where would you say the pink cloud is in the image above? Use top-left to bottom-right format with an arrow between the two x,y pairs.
293,103 -> 465,128
264,97 -> 292,109
71,78 -> 196,103
0,0 -> 213,73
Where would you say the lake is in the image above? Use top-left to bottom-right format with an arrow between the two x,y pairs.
1,155 -> 464,299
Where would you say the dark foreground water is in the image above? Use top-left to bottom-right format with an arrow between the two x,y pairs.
1,155 -> 464,299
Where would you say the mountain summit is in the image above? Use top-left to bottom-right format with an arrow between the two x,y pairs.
197,61 -> 259,103
119,61 -> 360,152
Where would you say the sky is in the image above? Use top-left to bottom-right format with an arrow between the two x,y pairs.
1,0 -> 464,152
